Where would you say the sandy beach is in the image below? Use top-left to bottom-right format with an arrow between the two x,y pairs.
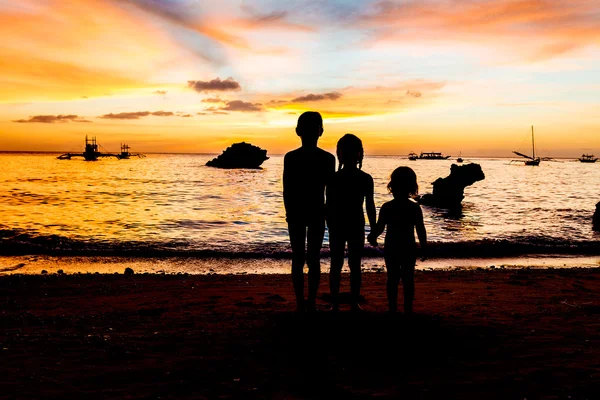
2,267 -> 600,399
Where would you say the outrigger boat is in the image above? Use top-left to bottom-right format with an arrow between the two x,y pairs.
57,136 -> 145,161
512,126 -> 541,166
117,143 -> 146,160
412,152 -> 451,160
578,154 -> 598,163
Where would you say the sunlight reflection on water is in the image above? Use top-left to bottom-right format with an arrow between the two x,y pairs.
1,153 -> 599,253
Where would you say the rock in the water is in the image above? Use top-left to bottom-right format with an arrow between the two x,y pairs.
419,163 -> 485,209
206,142 -> 269,169
593,202 -> 600,232
124,267 -> 134,276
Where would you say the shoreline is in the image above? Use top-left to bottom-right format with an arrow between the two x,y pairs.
2,268 -> 600,398
1,254 -> 599,275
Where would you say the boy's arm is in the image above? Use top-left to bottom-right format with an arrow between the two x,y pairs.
324,153 -> 336,223
282,154 -> 291,213
365,175 -> 376,229
415,204 -> 428,259
327,153 -> 336,179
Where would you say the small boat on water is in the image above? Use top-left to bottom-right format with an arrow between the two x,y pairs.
457,151 -> 463,163
416,152 -> 451,160
408,152 -> 418,161
512,126 -> 540,166
578,154 -> 598,163
117,143 -> 146,160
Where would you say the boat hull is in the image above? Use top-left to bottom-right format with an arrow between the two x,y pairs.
524,159 -> 540,166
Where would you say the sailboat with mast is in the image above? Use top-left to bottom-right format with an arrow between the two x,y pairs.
512,126 -> 541,166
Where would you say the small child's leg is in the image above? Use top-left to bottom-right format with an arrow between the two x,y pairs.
385,255 -> 400,312
400,261 -> 416,314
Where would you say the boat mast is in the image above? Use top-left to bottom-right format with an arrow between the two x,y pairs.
531,125 -> 535,160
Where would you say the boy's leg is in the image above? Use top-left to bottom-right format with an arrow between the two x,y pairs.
348,230 -> 365,310
385,254 -> 400,312
328,231 -> 345,310
400,259 -> 416,314
306,219 -> 325,311
288,222 -> 307,311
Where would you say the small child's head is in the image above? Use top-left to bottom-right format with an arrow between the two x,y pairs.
336,133 -> 363,170
388,166 -> 418,198
296,111 -> 323,143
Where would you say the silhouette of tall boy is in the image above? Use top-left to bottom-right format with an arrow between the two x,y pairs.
283,111 -> 335,312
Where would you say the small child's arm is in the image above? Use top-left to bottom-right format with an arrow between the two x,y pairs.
415,204 -> 428,261
367,204 -> 386,247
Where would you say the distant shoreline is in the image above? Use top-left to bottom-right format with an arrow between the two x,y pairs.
0,151 -> 589,159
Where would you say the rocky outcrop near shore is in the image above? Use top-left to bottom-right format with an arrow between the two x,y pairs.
419,163 -> 485,209
206,142 -> 269,169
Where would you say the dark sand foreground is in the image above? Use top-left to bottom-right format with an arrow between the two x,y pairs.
2,268 -> 600,399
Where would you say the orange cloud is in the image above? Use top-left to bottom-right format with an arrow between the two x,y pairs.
0,0 -> 181,102
14,115 -> 91,123
360,0 -> 600,61
188,78 -> 242,93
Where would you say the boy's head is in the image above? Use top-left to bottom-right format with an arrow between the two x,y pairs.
388,166 -> 418,198
296,112 -> 323,142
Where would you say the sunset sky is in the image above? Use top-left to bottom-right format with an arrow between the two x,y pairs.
1,0 -> 599,156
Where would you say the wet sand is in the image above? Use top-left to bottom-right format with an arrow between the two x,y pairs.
2,254 -> 599,275
2,268 -> 600,399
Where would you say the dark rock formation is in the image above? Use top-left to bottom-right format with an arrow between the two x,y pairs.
206,142 -> 269,169
593,202 -> 600,232
419,163 -> 485,209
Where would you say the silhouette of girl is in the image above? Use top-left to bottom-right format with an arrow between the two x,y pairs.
327,134 -> 376,312
368,167 -> 427,314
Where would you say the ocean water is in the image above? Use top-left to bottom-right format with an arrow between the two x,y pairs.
1,152 -> 599,259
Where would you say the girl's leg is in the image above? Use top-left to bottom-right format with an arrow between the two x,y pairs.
328,231 -> 345,310
348,229 -> 365,311
400,258 -> 416,314
385,255 -> 401,312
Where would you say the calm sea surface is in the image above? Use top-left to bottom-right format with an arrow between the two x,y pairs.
1,153 -> 599,258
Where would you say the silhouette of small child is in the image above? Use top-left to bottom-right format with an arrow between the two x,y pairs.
368,167 -> 427,314
283,111 -> 336,312
327,134 -> 376,312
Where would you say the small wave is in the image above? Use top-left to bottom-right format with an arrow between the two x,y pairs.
1,229 -> 600,259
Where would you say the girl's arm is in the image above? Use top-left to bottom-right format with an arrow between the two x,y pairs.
365,175 -> 376,230
415,204 -> 427,260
